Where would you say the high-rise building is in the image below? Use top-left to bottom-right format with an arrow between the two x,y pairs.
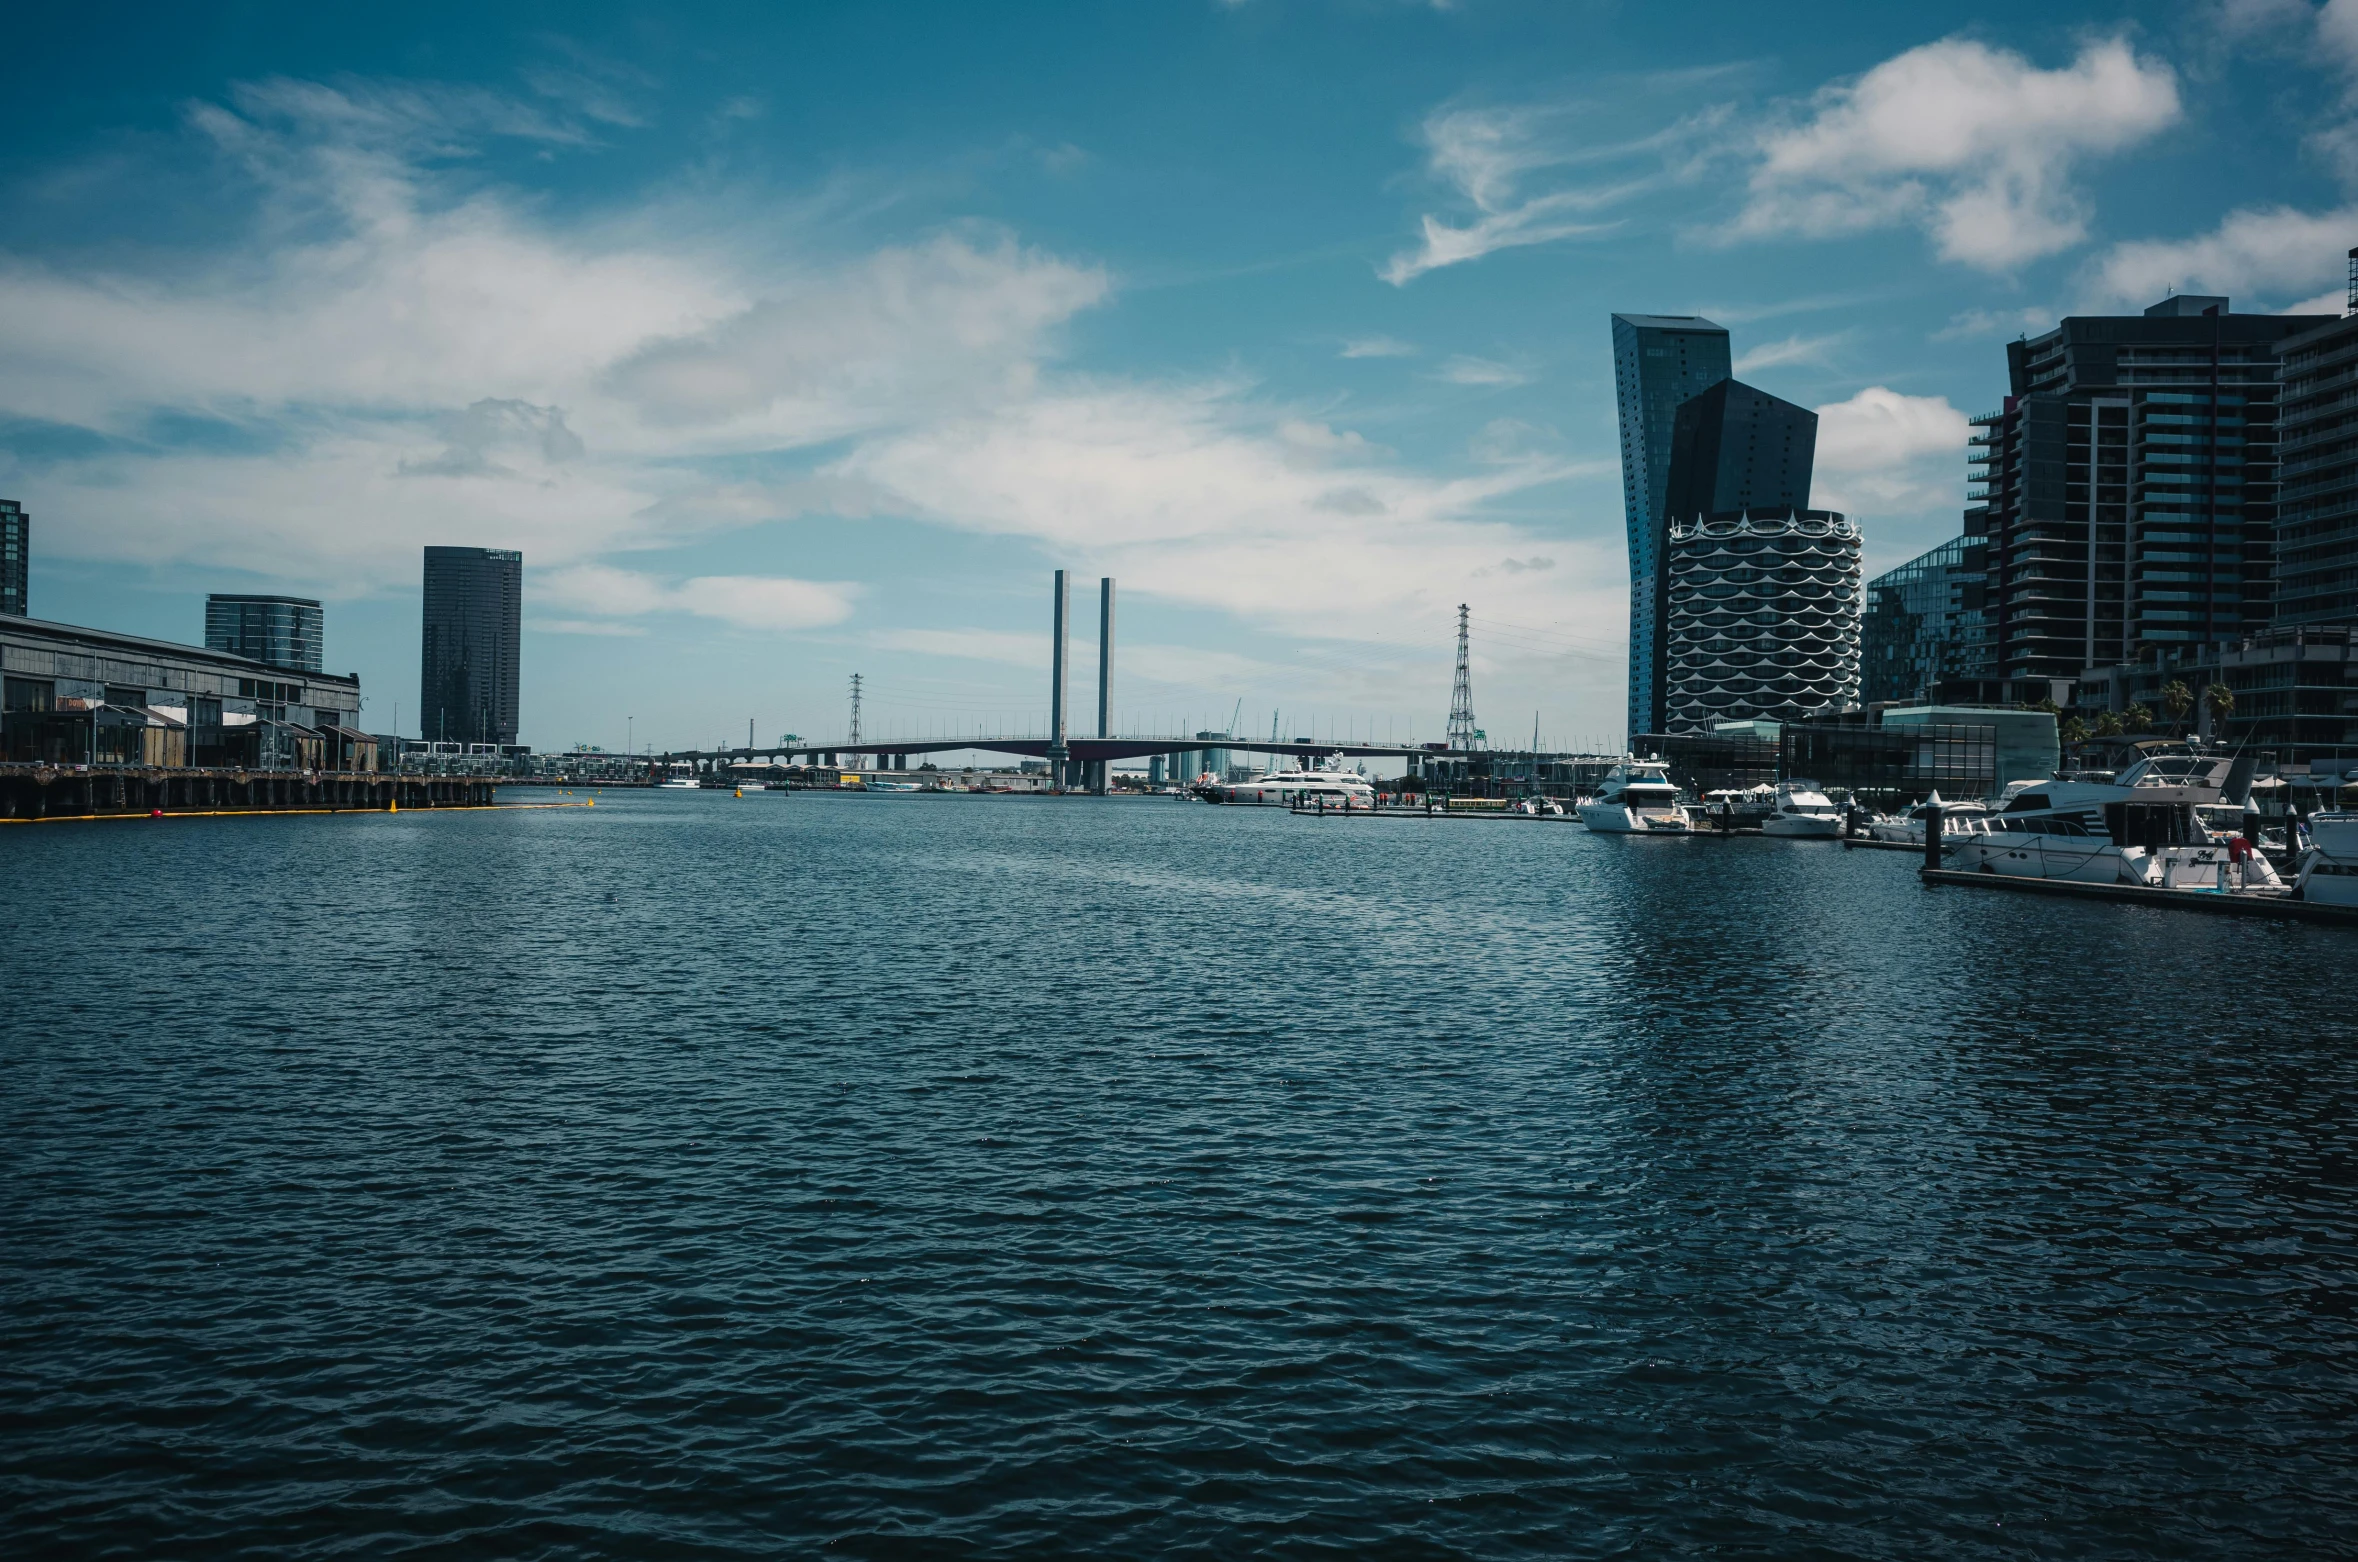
1664,510 -> 1861,732
1860,535 -> 1993,706
1612,313 -> 1731,743
2273,274 -> 2358,629
205,593 -> 324,674
1969,295 -> 2330,696
1,499 -> 26,618
420,546 -> 522,745
1654,378 -> 1849,734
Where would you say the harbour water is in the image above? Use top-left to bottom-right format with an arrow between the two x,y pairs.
5,791 -> 2356,1557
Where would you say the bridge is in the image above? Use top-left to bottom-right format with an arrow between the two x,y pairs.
652,734 -> 1441,788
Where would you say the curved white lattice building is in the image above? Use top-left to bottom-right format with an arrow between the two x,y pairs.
1665,508 -> 1862,733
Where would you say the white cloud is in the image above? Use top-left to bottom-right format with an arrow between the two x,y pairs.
1340,335 -> 1417,358
1731,331 -> 1846,374
1436,355 -> 1532,387
1808,386 -> 1970,531
2088,205 -> 2358,310
542,564 -> 857,630
1735,37 -> 2180,270
0,78 -> 1106,592
2325,0 -> 2358,73
830,382 -> 1609,636
869,628 -> 1046,667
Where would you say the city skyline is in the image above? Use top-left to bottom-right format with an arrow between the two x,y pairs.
7,4 -> 2358,750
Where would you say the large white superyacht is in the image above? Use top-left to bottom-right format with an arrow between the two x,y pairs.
1213,755 -> 1377,810
1577,760 -> 1690,833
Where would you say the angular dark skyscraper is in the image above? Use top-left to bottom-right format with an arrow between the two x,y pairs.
1612,314 -> 1730,743
421,546 -> 522,745
1654,379 -> 1831,734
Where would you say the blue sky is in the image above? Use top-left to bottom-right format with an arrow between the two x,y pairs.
5,0 -> 2356,756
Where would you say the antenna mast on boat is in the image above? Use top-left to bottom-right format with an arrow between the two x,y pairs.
1447,604 -> 1478,750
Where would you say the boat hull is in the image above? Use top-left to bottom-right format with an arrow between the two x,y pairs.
1578,804 -> 1688,833
1761,816 -> 1841,838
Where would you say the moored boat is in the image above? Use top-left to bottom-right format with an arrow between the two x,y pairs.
1215,757 -> 1376,810
1577,760 -> 1689,833
1946,751 -> 2280,888
2293,811 -> 2358,905
1759,778 -> 1842,838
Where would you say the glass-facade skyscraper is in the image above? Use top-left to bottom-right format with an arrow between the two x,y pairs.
421,546 -> 523,745
1860,535 -> 1992,705
205,593 -> 324,673
1,499 -> 26,618
2274,303 -> 2358,628
1612,314 -> 1730,742
1970,295 -> 2329,691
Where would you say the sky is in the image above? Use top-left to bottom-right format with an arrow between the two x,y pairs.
5,0 -> 2357,759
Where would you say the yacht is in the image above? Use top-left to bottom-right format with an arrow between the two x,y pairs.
2293,812 -> 2358,906
1866,789 -> 1997,845
1760,778 -> 1843,838
1577,760 -> 1689,833
657,766 -> 702,789
1699,784 -> 1777,829
1215,757 -> 1376,810
1945,751 -> 2276,887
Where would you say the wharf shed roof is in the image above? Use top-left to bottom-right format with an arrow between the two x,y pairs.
0,614 -> 360,699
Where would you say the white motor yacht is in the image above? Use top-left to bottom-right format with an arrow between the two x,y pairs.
2293,811 -> 2358,906
1577,760 -> 1689,833
1760,778 -> 1843,838
1216,756 -> 1376,810
1946,752 -> 2282,888
1866,789 -> 1997,845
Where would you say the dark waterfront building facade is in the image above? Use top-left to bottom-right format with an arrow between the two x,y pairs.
1860,534 -> 1992,705
2078,622 -> 2358,753
1969,295 -> 2330,695
2274,298 -> 2358,629
204,593 -> 323,674
1612,313 -> 1731,743
420,546 -> 522,745
1,499 -> 26,618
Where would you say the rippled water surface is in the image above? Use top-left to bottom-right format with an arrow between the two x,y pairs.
5,790 -> 2357,1558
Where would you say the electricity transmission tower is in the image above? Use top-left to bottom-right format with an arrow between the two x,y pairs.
1446,604 -> 1479,749
848,674 -> 863,744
